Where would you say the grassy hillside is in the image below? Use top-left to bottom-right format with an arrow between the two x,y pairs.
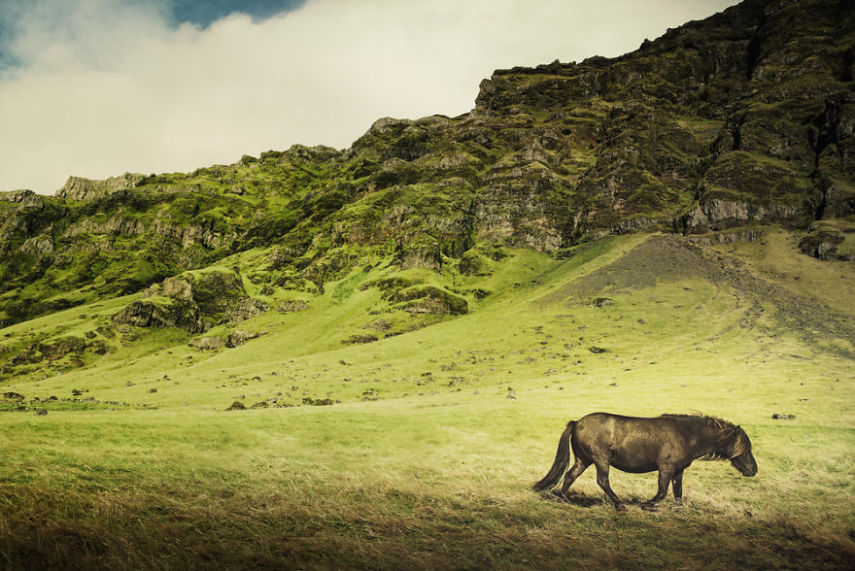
1,3 -> 853,565
1,230 -> 853,568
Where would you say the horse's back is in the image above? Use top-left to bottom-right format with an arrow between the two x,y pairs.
576,412 -> 665,430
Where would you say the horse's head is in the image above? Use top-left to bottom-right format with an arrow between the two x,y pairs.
727,426 -> 758,477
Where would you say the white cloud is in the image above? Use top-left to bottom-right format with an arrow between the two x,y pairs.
0,0 -> 738,194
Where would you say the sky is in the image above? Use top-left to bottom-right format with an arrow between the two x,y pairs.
0,0 -> 739,195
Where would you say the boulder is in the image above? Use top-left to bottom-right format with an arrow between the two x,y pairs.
799,224 -> 846,259
227,329 -> 259,348
189,337 -> 224,351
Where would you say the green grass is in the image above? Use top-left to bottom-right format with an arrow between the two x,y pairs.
0,232 -> 853,568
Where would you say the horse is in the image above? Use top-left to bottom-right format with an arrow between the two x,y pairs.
533,412 -> 758,510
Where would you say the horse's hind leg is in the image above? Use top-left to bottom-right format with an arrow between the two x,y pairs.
594,462 -> 624,511
560,457 -> 589,497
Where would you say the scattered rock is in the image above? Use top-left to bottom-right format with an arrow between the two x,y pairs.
369,319 -> 392,332
189,336 -> 225,351
34,409 -> 47,416
2,391 -> 24,400
343,334 -> 378,345
37,336 -> 87,361
589,346 -> 610,354
277,300 -> 309,313
302,397 -> 335,406
226,401 -> 246,411
226,329 -> 258,348
772,413 -> 796,420
227,329 -> 259,348
593,297 -> 613,307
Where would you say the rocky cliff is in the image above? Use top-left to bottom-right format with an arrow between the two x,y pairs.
1,0 -> 853,327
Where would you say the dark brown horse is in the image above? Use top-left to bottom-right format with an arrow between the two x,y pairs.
533,413 -> 757,510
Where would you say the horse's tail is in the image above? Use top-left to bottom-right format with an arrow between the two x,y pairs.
532,420 -> 576,491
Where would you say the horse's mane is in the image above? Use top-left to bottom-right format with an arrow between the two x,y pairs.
660,413 -> 736,428
659,413 -> 748,460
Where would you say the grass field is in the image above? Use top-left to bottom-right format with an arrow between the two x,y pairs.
1,231 -> 854,569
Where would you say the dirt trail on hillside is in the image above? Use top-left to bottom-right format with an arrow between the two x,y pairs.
546,234 -> 855,355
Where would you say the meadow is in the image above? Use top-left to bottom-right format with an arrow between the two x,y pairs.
1,231 -> 853,569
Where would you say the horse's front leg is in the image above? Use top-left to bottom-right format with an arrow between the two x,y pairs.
594,462 -> 625,512
672,470 -> 684,505
646,467 -> 674,506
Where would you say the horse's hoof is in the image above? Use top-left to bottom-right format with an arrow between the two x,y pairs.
642,502 -> 659,511
614,503 -> 627,513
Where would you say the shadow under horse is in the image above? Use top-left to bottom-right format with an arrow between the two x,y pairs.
533,412 -> 758,511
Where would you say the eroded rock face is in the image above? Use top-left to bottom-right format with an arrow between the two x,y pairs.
0,190 -> 44,207
114,298 -> 207,333
680,197 -> 807,234
20,235 -> 56,260
56,173 -> 145,201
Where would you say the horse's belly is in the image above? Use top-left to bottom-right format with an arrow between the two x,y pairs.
610,448 -> 660,472
611,460 -> 658,474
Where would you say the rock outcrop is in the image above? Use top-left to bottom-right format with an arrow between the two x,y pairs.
56,173 -> 145,201
113,268 -> 268,333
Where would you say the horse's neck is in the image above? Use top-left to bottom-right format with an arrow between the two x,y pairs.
692,422 -> 726,460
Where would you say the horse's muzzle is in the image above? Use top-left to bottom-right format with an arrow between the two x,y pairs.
732,454 -> 758,477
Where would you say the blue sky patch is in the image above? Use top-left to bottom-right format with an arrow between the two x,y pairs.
171,0 -> 307,28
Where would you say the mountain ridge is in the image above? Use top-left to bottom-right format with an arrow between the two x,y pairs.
0,0 -> 853,343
